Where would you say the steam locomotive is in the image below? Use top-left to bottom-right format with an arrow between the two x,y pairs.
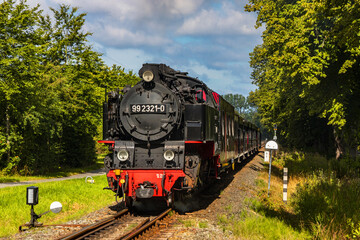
99,63 -> 261,207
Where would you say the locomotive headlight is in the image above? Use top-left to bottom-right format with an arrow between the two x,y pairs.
117,150 -> 129,162
142,70 -> 154,82
164,150 -> 175,161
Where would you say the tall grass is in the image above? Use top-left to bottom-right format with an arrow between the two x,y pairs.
255,151 -> 360,239
291,171 -> 360,238
0,176 -> 115,237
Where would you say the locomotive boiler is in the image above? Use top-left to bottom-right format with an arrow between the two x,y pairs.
99,63 -> 261,208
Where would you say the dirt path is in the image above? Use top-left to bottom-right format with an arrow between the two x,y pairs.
0,168 -> 106,189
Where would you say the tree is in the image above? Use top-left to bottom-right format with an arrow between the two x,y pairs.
0,1 -> 139,174
0,0 -> 46,172
222,93 -> 248,114
223,93 -> 266,137
246,0 -> 360,158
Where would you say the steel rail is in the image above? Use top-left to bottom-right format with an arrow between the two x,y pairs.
119,218 -> 150,240
57,208 -> 129,240
119,208 -> 172,240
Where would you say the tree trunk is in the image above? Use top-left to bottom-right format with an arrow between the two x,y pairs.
334,128 -> 344,160
5,102 -> 11,163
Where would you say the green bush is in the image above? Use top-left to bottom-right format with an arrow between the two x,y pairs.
347,218 -> 360,239
273,151 -> 329,176
330,155 -> 360,178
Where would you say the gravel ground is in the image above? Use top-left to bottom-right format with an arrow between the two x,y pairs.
171,150 -> 264,239
6,150 -> 264,240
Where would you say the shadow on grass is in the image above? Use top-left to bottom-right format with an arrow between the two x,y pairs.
262,163 -> 284,179
252,191 -> 306,232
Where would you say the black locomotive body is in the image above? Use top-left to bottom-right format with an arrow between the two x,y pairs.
99,63 -> 261,206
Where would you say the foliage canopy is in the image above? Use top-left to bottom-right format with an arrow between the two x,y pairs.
0,0 -> 139,174
246,0 -> 360,157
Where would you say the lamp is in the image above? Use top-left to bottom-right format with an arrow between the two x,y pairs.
142,70 -> 154,82
26,186 -> 38,205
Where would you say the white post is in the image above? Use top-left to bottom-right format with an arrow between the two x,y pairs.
283,167 -> 288,203
267,150 -> 272,197
264,151 -> 270,162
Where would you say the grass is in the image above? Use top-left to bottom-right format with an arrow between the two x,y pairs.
224,204 -> 232,212
217,151 -> 360,239
254,151 -> 360,239
179,219 -> 209,229
199,221 -> 208,228
218,212 -> 310,240
0,175 -> 115,238
180,219 -> 196,228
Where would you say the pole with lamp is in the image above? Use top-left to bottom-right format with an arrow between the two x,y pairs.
19,186 -> 62,231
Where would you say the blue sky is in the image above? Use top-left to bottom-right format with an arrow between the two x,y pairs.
30,0 -> 263,96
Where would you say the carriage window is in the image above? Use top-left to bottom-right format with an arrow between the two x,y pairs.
228,117 -> 231,136
232,119 -> 234,136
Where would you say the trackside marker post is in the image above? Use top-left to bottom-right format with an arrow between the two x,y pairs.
264,151 -> 270,162
265,140 -> 278,197
283,167 -> 288,203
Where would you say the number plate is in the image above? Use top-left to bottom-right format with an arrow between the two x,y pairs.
130,104 -> 166,114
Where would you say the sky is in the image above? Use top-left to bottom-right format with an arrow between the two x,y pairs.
29,0 -> 264,96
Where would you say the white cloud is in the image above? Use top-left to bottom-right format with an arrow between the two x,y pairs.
177,3 -> 259,36
51,0 -> 204,21
102,48 -> 155,73
91,24 -> 170,47
49,0 -> 205,47
167,0 -> 205,15
187,61 -> 233,83
30,0 -> 263,96
175,61 -> 257,96
27,0 -> 53,15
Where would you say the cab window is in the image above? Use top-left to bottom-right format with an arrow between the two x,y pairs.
195,88 -> 207,103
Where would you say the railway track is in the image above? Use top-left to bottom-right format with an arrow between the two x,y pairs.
57,208 -> 175,240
